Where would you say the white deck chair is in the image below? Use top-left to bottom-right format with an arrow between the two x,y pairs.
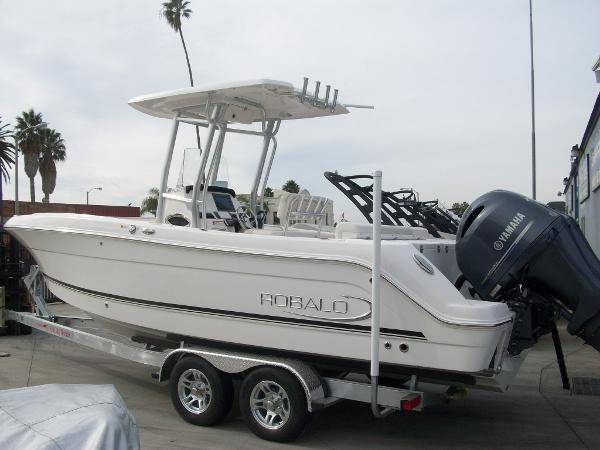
279,193 -> 331,237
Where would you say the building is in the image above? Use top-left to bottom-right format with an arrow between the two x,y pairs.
1,200 -> 140,224
563,58 -> 600,257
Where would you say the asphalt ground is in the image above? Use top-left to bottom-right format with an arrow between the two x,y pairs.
1,310 -> 600,450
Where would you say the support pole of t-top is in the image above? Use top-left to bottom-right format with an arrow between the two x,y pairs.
156,114 -> 180,223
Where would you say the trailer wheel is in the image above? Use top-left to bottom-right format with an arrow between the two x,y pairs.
240,367 -> 310,442
169,356 -> 233,426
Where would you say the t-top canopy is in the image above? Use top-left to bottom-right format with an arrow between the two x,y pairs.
128,79 -> 351,124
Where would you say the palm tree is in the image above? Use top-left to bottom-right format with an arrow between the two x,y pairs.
38,128 -> 66,203
450,201 -> 470,217
282,180 -> 300,194
141,188 -> 159,216
0,117 -> 15,226
15,109 -> 44,202
160,0 -> 194,86
160,0 -> 201,148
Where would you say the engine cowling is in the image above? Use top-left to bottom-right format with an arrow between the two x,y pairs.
455,190 -> 600,352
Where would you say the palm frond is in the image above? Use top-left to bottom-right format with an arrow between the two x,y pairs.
0,117 -> 15,182
15,109 -> 44,157
160,0 -> 192,32
140,187 -> 160,216
39,128 -> 66,162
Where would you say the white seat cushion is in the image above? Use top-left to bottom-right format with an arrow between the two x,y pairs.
334,222 -> 429,240
246,226 -> 334,239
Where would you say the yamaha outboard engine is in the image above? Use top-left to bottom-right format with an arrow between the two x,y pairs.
456,190 -> 600,356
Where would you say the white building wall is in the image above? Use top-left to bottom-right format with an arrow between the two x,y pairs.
566,117 -> 600,258
579,126 -> 600,256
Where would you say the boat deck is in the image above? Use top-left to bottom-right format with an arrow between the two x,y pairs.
1,304 -> 599,449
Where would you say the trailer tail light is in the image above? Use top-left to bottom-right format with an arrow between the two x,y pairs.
401,395 -> 421,411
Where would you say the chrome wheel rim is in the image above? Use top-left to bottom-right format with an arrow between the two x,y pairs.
178,368 -> 212,414
250,380 -> 290,430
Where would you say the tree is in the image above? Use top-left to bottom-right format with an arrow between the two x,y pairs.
160,0 -> 201,148
236,193 -> 250,205
15,109 -> 44,202
0,117 -> 15,225
282,180 -> 300,194
160,0 -> 194,86
264,186 -> 274,197
141,188 -> 159,216
451,201 -> 470,217
38,128 -> 66,203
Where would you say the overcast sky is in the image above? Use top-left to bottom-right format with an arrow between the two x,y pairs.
1,0 -> 599,219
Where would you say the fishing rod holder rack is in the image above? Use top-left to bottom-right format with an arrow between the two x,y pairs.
299,77 -> 339,112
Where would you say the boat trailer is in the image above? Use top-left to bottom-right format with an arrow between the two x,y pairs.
6,266 -> 446,439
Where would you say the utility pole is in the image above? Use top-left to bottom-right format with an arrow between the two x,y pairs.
529,0 -> 537,200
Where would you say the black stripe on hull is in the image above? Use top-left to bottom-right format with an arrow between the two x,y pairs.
44,275 -> 426,340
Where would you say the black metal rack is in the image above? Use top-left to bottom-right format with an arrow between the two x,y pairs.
324,172 -> 458,238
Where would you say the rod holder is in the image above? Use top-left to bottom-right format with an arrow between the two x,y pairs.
313,81 -> 321,106
331,89 -> 339,112
323,85 -> 331,109
300,77 -> 309,103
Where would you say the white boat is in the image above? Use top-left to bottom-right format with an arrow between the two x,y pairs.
7,79 -> 598,390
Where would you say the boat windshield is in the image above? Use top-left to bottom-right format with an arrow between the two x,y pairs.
176,148 -> 202,189
176,147 -> 230,190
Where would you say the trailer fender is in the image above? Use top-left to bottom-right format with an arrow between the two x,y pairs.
159,348 -> 325,412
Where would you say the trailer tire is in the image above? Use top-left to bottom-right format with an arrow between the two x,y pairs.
240,367 -> 310,442
169,356 -> 233,426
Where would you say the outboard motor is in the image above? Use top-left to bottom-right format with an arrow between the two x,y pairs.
456,190 -> 600,356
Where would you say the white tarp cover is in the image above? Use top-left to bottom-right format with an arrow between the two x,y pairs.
0,384 -> 140,450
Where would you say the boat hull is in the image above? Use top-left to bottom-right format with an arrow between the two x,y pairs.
6,213 -> 514,374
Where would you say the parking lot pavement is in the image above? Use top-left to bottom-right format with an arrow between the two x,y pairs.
1,324 -> 599,450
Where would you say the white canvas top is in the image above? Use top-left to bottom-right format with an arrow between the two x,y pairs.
128,79 -> 351,124
0,384 -> 140,450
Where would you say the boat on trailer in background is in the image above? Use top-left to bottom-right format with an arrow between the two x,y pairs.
5,78 -> 600,442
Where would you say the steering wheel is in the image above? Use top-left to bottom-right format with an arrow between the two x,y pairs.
235,205 -> 258,230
